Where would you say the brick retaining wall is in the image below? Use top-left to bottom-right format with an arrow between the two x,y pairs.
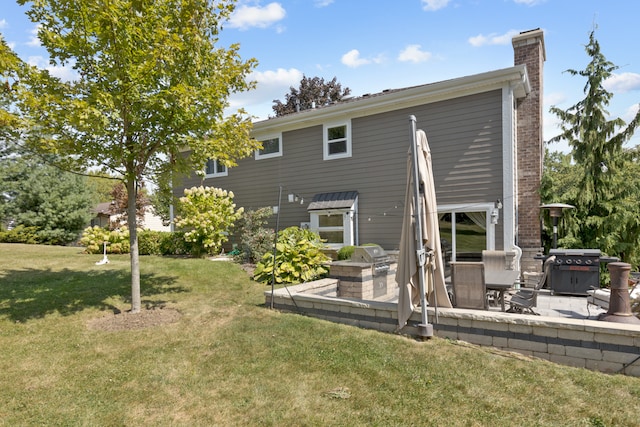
266,279 -> 640,376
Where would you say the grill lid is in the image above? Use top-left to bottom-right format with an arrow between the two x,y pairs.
549,249 -> 601,258
351,245 -> 389,264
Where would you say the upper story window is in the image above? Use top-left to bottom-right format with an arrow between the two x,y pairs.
205,159 -> 227,178
255,134 -> 282,160
323,121 -> 351,160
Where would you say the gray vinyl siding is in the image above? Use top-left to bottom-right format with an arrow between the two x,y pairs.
175,89 -> 504,251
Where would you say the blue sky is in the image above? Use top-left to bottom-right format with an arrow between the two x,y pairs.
2,0 -> 639,152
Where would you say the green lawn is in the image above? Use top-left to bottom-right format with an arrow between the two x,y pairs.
1,243 -> 639,426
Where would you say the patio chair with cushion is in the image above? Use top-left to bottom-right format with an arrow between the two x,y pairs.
451,262 -> 487,310
507,255 -> 555,315
482,250 -> 520,307
482,250 -> 510,272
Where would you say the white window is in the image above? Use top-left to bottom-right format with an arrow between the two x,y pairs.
323,122 -> 351,160
255,134 -> 282,160
204,159 -> 227,178
310,210 -> 356,249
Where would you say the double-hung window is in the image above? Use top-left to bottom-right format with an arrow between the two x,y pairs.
323,121 -> 351,160
205,159 -> 227,178
255,134 -> 282,160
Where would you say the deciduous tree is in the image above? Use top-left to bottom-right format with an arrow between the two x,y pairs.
272,75 -> 351,117
0,36 -> 24,227
15,0 -> 260,312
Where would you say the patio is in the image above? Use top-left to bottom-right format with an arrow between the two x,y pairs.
382,285 -> 609,321
515,289 -> 606,320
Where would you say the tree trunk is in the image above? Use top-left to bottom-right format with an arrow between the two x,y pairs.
127,177 -> 141,313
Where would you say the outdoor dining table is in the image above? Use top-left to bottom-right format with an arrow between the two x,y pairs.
485,270 -> 521,311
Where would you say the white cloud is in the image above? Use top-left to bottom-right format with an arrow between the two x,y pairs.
314,0 -> 334,7
421,0 -> 450,11
0,19 -> 7,29
26,24 -> 42,47
622,103 -> 640,124
341,49 -> 384,68
544,92 -> 567,108
398,44 -> 432,63
468,30 -> 520,47
251,67 -> 303,87
228,2 -> 286,30
514,0 -> 545,5
227,67 -> 303,119
27,55 -> 77,81
604,72 -> 640,94
341,49 -> 370,68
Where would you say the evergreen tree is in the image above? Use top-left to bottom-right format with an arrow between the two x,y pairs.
6,156 -> 95,244
546,30 -> 640,265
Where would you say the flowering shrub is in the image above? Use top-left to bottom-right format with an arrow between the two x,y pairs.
80,225 -> 130,254
174,186 -> 244,257
253,227 -> 330,285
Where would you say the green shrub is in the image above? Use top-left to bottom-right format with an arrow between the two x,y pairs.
234,207 -> 274,263
337,245 -> 355,260
337,243 -> 381,261
253,227 -> 330,285
0,225 -> 40,244
138,230 -> 164,255
158,231 -> 194,256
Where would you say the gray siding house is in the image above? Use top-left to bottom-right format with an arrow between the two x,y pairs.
175,29 -> 546,271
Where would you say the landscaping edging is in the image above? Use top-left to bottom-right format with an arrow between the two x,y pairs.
265,279 -> 640,377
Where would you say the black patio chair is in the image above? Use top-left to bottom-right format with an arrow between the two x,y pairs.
507,256 -> 555,315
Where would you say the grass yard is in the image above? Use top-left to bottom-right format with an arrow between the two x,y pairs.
1,243 -> 640,426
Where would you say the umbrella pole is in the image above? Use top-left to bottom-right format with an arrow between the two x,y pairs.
409,115 -> 434,339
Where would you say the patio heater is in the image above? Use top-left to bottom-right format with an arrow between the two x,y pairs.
541,203 -> 574,249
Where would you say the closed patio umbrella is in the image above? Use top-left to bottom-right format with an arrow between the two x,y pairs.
397,117 -> 452,333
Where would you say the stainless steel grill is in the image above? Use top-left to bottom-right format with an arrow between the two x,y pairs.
351,246 -> 390,298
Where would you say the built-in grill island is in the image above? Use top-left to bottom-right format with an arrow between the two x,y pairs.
548,249 -> 619,295
329,245 -> 396,300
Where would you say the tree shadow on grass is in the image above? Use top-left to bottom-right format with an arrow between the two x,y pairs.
0,267 -> 186,322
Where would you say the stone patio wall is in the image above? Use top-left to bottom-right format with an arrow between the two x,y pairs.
266,279 -> 640,377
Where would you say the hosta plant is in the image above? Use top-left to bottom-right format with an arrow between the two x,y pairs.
254,226 -> 330,285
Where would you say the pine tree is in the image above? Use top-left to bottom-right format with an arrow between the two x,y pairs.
546,30 -> 640,264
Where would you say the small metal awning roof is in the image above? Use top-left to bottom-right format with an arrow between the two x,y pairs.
307,191 -> 358,211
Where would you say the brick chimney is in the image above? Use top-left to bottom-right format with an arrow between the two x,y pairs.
512,29 -> 545,272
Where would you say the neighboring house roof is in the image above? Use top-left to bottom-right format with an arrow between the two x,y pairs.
92,201 -> 115,216
90,202 -> 170,232
251,65 -> 530,137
